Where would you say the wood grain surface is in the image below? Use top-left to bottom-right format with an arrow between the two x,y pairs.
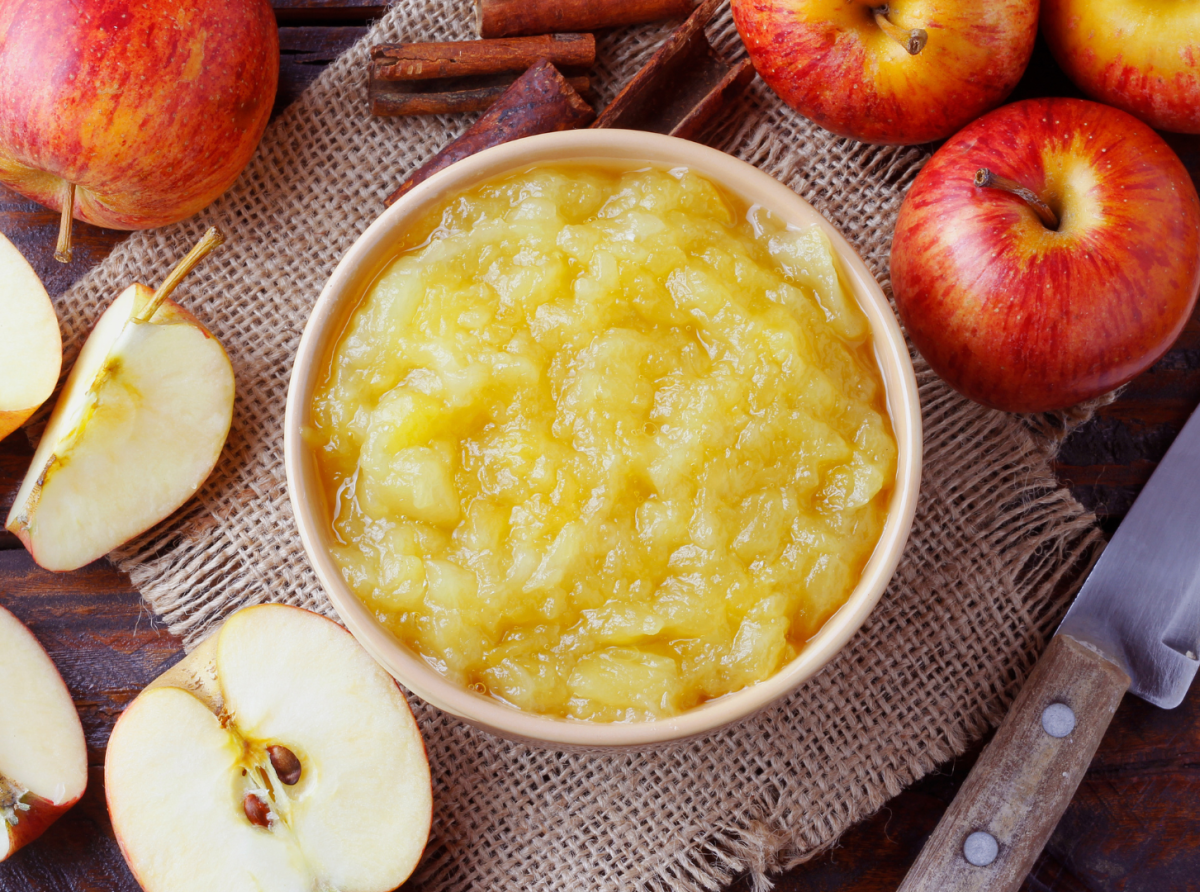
1,8 -> 1199,891
896,636 -> 1131,892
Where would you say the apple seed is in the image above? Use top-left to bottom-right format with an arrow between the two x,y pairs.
267,745 -> 302,785
243,792 -> 272,828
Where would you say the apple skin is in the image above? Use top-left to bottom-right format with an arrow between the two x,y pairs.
4,792 -> 75,861
0,0 -> 278,230
730,0 -> 1038,145
890,98 -> 1200,413
0,410 -> 29,443
1043,0 -> 1200,135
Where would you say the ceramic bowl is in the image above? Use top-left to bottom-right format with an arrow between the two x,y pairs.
285,129 -> 922,749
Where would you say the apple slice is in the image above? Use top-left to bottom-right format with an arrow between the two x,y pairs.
5,229 -> 235,571
0,604 -> 88,862
0,232 -> 61,442
105,604 -> 432,892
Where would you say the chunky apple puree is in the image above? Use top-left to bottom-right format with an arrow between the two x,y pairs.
311,165 -> 896,722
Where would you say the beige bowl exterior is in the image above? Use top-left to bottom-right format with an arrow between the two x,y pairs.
285,129 -> 922,750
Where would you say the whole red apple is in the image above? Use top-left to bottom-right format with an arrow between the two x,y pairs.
1042,0 -> 1200,134
890,98 -> 1200,413
0,0 -> 277,259
730,0 -> 1038,145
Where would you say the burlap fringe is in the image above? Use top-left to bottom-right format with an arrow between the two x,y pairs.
39,4 -> 1107,890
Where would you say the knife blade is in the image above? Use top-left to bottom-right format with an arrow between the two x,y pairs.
896,402 -> 1200,892
1057,402 -> 1200,708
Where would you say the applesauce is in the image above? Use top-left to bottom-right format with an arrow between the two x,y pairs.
310,164 -> 896,722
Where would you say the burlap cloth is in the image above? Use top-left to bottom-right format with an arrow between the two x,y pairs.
47,3 -> 1107,889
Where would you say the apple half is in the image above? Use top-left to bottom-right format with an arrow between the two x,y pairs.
5,230 -> 235,572
0,604 -> 88,862
105,604 -> 433,892
0,232 -> 61,442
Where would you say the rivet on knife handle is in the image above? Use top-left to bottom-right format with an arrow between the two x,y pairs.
896,634 -> 1130,892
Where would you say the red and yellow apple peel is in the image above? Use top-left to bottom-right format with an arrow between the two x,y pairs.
891,98 -> 1200,413
0,0 -> 278,262
1043,0 -> 1200,134
731,0 -> 1038,144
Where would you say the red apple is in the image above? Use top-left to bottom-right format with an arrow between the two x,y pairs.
0,0 -> 278,260
890,97 -> 1200,413
730,0 -> 1038,145
1043,0 -> 1200,135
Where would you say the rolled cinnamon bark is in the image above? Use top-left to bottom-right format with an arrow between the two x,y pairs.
372,34 -> 594,81
592,0 -> 755,140
477,0 -> 698,39
372,74 -> 591,116
385,60 -> 594,205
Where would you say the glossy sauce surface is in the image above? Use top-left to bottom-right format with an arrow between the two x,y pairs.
311,165 -> 896,721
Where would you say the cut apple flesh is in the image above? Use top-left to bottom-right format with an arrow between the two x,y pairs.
0,232 -> 61,441
0,605 -> 88,861
6,283 -> 234,571
106,604 -> 432,892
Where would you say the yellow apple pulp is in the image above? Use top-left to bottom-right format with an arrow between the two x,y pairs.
311,165 -> 897,721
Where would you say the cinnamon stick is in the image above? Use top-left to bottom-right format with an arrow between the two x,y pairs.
592,0 -> 755,140
370,34 -> 594,116
371,34 -> 595,81
385,60 -> 594,206
372,74 -> 591,116
477,0 -> 699,39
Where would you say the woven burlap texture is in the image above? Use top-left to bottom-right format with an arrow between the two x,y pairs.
45,4 -> 1106,890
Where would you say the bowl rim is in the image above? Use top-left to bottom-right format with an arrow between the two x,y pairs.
284,129 -> 922,748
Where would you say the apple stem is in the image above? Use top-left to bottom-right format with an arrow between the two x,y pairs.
873,6 -> 927,55
974,168 -> 1059,230
54,182 -> 75,264
134,226 -> 226,324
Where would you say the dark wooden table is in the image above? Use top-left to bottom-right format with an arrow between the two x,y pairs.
2,6 -> 1198,890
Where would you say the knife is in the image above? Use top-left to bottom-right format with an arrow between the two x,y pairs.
897,403 -> 1200,892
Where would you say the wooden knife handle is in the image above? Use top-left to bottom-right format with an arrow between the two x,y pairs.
897,634 -> 1131,892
